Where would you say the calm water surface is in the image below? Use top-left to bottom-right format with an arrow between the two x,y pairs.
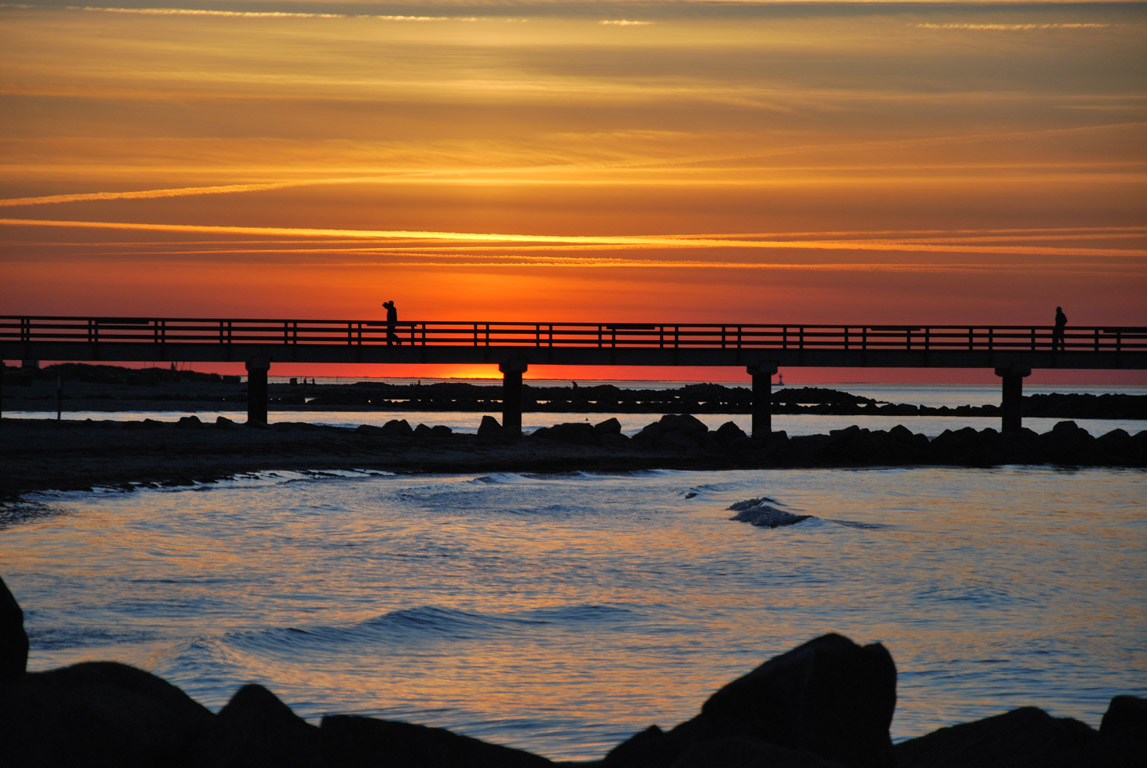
2,466 -> 1145,761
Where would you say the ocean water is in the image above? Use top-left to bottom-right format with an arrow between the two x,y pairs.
2,465 -> 1145,761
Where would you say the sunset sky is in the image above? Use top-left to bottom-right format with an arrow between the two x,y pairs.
2,1 -> 1145,381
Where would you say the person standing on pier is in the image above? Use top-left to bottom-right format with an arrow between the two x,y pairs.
383,300 -> 399,346
1053,306 -> 1067,351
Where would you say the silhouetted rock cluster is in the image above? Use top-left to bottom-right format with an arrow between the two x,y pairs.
528,416 -> 1147,467
3,576 -> 1145,767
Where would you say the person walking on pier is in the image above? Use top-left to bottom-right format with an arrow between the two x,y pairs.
383,300 -> 399,346
1053,306 -> 1067,351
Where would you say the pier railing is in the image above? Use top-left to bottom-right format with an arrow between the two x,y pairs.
2,316 -> 1146,354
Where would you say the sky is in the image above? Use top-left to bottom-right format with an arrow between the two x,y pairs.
1,1 -> 1145,382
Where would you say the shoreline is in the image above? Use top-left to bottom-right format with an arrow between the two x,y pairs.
3,414 -> 1145,501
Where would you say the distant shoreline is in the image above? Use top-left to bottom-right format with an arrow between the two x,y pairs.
5,364 -> 1146,420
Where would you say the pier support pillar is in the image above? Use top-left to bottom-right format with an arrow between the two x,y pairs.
500,360 -> 528,439
748,363 -> 779,439
995,365 -> 1031,434
246,356 -> 271,425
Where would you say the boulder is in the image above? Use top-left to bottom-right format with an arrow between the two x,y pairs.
697,633 -> 896,768
176,415 -> 204,429
893,707 -> 1097,768
0,575 -> 28,682
1091,695 -> 1147,766
1102,695 -> 1147,736
477,415 -> 506,443
320,714 -> 554,767
595,417 -> 623,436
1035,421 -> 1095,464
189,683 -> 323,768
729,499 -> 811,529
0,661 -> 215,768
634,414 -> 709,449
671,736 -> 847,767
533,422 -> 600,446
381,419 -> 414,437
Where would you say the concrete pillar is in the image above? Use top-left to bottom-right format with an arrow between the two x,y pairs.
995,365 -> 1031,433
499,360 -> 528,439
246,356 -> 271,425
748,363 -> 779,439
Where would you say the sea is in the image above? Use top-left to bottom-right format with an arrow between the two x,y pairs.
2,382 -> 1145,761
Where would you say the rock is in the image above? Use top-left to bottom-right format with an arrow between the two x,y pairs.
893,707 -> 1097,768
1035,421 -> 1096,464
0,661 -> 215,768
0,575 -> 28,682
671,736 -> 847,767
661,413 -> 709,441
713,421 -> 748,444
176,415 -> 204,429
1091,695 -> 1147,766
634,414 -> 709,448
320,714 -> 554,767
1102,695 -> 1147,736
381,419 -> 414,437
698,633 -> 896,768
477,415 -> 506,443
595,417 -> 623,436
533,422 -> 599,446
189,683 -> 323,768
729,499 -> 811,529
215,416 -> 239,430
354,424 -> 384,435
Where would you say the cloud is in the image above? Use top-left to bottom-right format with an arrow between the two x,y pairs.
914,23 -> 1112,32
2,218 -> 1142,262
66,6 -> 510,22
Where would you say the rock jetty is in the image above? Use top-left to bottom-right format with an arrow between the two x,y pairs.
3,415 -> 1146,500
1,576 -> 1143,767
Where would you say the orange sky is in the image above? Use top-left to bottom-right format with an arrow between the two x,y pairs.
1,1 -> 1145,382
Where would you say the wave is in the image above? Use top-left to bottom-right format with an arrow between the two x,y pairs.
0,500 -> 72,529
200,603 -> 642,662
29,625 -> 159,650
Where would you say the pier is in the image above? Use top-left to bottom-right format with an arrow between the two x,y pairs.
3,317 -> 1145,436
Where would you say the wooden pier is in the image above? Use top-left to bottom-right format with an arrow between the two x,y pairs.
3,316 -> 1145,436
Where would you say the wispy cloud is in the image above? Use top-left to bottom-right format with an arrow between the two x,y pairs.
3,218 -> 1143,261
913,23 -> 1112,32
65,6 -> 519,22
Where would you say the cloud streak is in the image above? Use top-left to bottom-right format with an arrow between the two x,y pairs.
3,218 -> 1143,261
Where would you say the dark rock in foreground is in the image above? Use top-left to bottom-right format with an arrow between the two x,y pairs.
0,574 -> 1142,767
0,575 -> 28,682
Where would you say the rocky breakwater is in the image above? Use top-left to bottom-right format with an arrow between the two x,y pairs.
530,414 -> 1147,467
3,576 -> 1144,767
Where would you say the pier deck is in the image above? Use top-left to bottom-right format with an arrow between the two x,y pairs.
4,316 -> 1145,435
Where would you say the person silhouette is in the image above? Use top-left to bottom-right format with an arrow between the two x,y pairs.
1052,306 -> 1067,351
383,300 -> 398,346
